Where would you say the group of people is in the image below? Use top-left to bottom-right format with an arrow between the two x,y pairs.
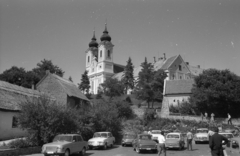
201,112 -> 233,125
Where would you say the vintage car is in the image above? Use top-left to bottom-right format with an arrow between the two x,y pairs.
150,130 -> 162,143
41,134 -> 88,156
165,132 -> 185,150
132,134 -> 158,153
121,132 -> 136,146
225,137 -> 240,156
219,132 -> 234,146
194,128 -> 209,144
88,132 -> 115,150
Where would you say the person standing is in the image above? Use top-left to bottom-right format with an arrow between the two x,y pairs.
227,113 -> 232,125
205,112 -> 208,121
209,127 -> 229,156
186,130 -> 193,151
157,131 -> 166,156
211,113 -> 215,122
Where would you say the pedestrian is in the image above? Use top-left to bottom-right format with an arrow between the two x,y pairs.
157,131 -> 166,156
186,130 -> 193,151
201,113 -> 204,121
211,113 -> 215,122
205,112 -> 208,121
227,113 -> 232,125
209,127 -> 229,156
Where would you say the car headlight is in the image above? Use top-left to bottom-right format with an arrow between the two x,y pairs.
57,147 -> 64,152
98,141 -> 104,145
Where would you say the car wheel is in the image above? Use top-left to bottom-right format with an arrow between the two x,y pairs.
80,147 -> 86,156
103,143 -> 107,150
88,146 -> 93,150
136,147 -> 141,153
64,149 -> 70,156
110,143 -> 113,148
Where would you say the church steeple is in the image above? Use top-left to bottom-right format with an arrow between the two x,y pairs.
100,23 -> 111,42
89,30 -> 98,48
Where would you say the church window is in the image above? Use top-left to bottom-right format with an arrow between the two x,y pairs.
100,50 -> 102,57
107,50 -> 111,58
88,56 -> 90,63
180,76 -> 182,79
179,65 -> 182,71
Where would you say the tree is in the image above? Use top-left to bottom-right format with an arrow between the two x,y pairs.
32,59 -> 64,81
134,57 -> 155,108
190,69 -> 240,117
0,66 -> 27,87
122,57 -> 134,94
100,77 -> 124,99
78,70 -> 90,94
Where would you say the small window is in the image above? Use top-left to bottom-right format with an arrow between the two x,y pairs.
180,76 -> 182,79
179,65 -> 182,71
107,50 -> 111,58
12,116 -> 19,128
173,99 -> 175,102
88,56 -> 90,63
100,50 -> 102,57
77,136 -> 83,141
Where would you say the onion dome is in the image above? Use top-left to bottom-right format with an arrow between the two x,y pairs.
100,23 -> 111,42
89,30 -> 98,48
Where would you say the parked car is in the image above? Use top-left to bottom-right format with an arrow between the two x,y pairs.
150,130 -> 162,143
121,132 -> 136,147
132,134 -> 158,153
88,132 -> 115,150
219,132 -> 234,146
41,134 -> 88,156
194,128 -> 209,144
225,137 -> 240,156
165,132 -> 185,150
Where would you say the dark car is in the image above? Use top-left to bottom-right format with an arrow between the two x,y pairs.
122,133 -> 136,147
132,134 -> 158,153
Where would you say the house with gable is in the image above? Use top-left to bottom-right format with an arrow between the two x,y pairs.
36,71 -> 90,108
0,80 -> 42,140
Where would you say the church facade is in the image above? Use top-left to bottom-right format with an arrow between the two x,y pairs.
85,24 -> 124,94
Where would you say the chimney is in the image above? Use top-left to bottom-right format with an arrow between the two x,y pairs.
163,53 -> 166,60
46,70 -> 50,74
154,57 -> 156,63
186,62 -> 189,65
197,65 -> 200,68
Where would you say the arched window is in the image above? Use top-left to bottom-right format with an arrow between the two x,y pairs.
179,65 -> 182,71
100,50 -> 102,57
88,56 -> 90,63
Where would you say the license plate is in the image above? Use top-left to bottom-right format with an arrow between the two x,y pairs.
146,148 -> 151,150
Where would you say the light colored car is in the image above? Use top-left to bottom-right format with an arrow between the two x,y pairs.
194,128 -> 209,144
219,132 -> 234,146
225,137 -> 240,156
150,130 -> 162,143
41,134 -> 88,156
88,132 -> 115,150
165,132 -> 185,150
121,132 -> 136,146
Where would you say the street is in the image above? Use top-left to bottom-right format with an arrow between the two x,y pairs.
24,143 -> 212,156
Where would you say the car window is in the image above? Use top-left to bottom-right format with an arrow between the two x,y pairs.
53,135 -> 72,142
124,134 -> 136,139
232,140 -> 239,149
73,136 -> 77,142
197,130 -> 208,133
109,133 -> 113,137
151,130 -> 161,134
93,133 -> 107,138
167,134 -> 180,139
220,134 -> 233,138
77,136 -> 83,141
139,135 -> 151,140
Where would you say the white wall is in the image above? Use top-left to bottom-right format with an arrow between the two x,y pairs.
0,111 -> 27,140
165,94 -> 190,107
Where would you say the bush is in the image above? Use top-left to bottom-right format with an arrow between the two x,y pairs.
113,99 -> 135,120
169,105 -> 179,113
122,118 -> 144,135
143,109 -> 156,125
18,94 -> 79,146
8,138 -> 30,148
125,96 -> 132,104
178,101 -> 197,115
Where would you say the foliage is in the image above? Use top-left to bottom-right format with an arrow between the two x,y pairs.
0,59 -> 65,88
169,105 -> 179,113
18,95 -> 78,146
142,109 -> 157,125
113,99 -> 136,120
78,70 -> 90,94
100,77 -> 124,99
7,138 -> 35,149
134,58 -> 166,108
190,69 -> 240,117
122,57 -> 134,94
122,118 -> 144,135
178,101 -> 197,115
125,96 -> 132,104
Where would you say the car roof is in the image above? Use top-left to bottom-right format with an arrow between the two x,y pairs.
94,132 -> 110,133
167,133 -> 181,135
197,128 -> 208,130
57,134 -> 79,136
151,130 -> 161,132
219,132 -> 233,135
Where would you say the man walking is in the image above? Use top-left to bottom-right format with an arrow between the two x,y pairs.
186,130 -> 193,151
227,113 -> 232,125
209,127 -> 229,156
157,131 -> 166,156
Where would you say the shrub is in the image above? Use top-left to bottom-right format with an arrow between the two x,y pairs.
125,96 -> 132,104
122,118 -> 144,135
113,99 -> 135,120
169,105 -> 179,113
178,101 -> 197,115
8,138 -> 29,148
143,109 -> 156,125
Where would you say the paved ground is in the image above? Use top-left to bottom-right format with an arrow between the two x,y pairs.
24,142 -> 212,156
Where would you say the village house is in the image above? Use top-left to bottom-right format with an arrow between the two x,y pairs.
0,80 -> 41,140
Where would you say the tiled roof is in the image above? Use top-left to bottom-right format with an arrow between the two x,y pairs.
113,63 -> 125,73
160,55 -> 178,70
164,79 -> 194,95
0,81 -> 41,111
52,74 -> 90,101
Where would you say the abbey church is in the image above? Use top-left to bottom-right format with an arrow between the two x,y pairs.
85,24 -> 204,102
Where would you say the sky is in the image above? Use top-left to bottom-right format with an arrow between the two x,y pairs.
0,0 -> 239,84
